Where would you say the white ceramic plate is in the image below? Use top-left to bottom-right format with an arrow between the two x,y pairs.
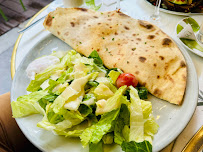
175,17 -> 203,57
144,0 -> 203,16
11,33 -> 198,152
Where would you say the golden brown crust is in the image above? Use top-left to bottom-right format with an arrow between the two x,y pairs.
43,8 -> 187,105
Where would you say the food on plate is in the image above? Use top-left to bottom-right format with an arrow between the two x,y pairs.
11,50 -> 159,152
116,73 -> 138,88
147,0 -> 203,13
43,8 -> 187,105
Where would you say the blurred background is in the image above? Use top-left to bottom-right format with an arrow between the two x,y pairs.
0,0 -> 53,94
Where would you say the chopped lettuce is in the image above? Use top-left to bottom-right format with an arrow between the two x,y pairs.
89,140 -> 103,152
108,70 -> 121,84
37,104 -> 84,132
12,50 -> 159,152
94,83 -> 114,100
82,93 -> 96,106
47,111 -> 65,124
55,130 -> 83,137
11,90 -> 48,117
129,86 -> 158,144
88,50 -> 107,74
27,64 -> 65,92
121,141 -> 152,152
96,85 -> 127,115
78,104 -> 92,117
95,77 -> 117,93
88,50 -> 103,67
80,109 -> 120,147
114,104 -> 130,145
102,133 -> 114,144
129,86 -> 144,142
51,73 -> 97,112
136,87 -> 148,99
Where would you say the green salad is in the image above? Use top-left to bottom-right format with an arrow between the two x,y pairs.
11,50 -> 159,152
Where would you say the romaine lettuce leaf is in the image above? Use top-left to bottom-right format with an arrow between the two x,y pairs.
27,64 -> 65,92
47,111 -> 65,124
129,86 -> 144,142
114,104 -> 130,145
95,77 -> 117,93
140,100 -> 152,119
94,83 -> 114,100
51,74 -> 96,113
54,130 -> 83,137
102,133 -> 113,144
129,86 -> 159,144
37,104 -> 84,131
82,93 -> 96,106
144,115 -> 159,139
96,85 -> 127,115
108,70 -> 121,85
78,104 -> 92,117
89,140 -> 103,152
80,109 -> 120,147
88,50 -> 103,66
88,50 -> 107,74
136,87 -> 148,100
121,141 -> 152,152
11,90 -> 48,118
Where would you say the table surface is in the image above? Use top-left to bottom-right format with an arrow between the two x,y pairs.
12,0 -> 203,151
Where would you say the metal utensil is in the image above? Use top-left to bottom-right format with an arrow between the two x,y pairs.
181,125 -> 203,152
18,3 -> 63,34
18,15 -> 47,33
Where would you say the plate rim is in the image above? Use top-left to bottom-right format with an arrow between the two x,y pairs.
11,33 -> 199,151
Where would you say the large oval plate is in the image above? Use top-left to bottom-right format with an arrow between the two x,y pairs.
11,34 -> 198,152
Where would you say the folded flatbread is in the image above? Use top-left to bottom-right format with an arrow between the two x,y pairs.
43,8 -> 187,105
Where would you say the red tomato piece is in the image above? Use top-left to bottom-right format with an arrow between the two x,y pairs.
116,73 -> 138,88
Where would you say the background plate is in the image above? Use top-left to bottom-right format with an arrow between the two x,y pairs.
144,0 -> 203,16
11,34 -> 198,152
175,16 -> 203,57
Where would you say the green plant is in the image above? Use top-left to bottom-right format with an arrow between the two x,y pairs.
0,0 -> 26,21
0,8 -> 8,21
19,0 -> 26,11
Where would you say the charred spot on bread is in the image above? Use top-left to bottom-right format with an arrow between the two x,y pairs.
162,38 -> 172,46
154,88 -> 162,95
147,35 -> 155,39
135,71 -> 139,74
117,11 -> 129,17
124,26 -> 130,30
182,74 -> 186,81
75,8 -> 88,12
139,56 -> 146,62
159,56 -> 165,60
180,61 -> 186,67
70,22 -> 75,27
138,20 -> 155,30
45,15 -> 53,27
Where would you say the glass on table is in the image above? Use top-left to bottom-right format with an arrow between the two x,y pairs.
63,0 -> 84,8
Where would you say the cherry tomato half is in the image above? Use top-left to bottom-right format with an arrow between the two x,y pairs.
116,73 -> 138,88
